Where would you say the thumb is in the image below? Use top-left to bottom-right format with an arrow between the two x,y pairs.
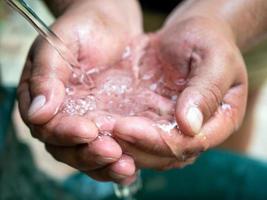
28,78 -> 65,125
176,50 -> 242,136
26,38 -> 72,124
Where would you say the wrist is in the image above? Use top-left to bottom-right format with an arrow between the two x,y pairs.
162,15 -> 237,47
163,0 -> 267,51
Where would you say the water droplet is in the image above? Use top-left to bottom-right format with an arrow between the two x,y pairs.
175,78 -> 187,86
86,68 -> 100,75
101,77 -> 132,96
65,87 -> 75,96
62,96 -> 96,116
221,102 -> 231,111
149,83 -> 157,91
122,46 -> 131,59
155,120 -> 178,133
83,74 -> 95,88
99,131 -> 112,137
70,71 -> 84,85
95,115 -> 114,128
181,153 -> 187,162
171,95 -> 178,101
86,95 -> 97,111
142,73 -> 154,80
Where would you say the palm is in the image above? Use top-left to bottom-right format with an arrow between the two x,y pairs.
61,35 -> 178,132
58,33 -> 204,170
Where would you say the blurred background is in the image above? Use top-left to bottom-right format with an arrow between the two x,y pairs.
1,0 -> 267,199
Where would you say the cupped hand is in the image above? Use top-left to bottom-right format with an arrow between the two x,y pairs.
113,17 -> 248,171
17,0 -> 142,185
18,2 -> 248,184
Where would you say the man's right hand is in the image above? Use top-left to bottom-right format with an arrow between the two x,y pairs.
17,0 -> 142,185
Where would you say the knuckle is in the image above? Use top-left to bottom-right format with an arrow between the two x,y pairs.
205,82 -> 223,105
29,75 -> 45,86
189,81 -> 223,118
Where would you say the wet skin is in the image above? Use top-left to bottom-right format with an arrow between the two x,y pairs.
18,0 -> 249,185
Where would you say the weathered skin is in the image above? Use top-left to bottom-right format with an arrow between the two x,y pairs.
61,35 -> 192,167
60,34 -> 216,170
62,35 -> 178,118
18,0 -> 267,185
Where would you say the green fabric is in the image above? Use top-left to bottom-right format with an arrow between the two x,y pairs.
137,150 -> 267,200
0,127 -> 76,200
0,86 -> 75,200
0,86 -> 16,151
65,150 -> 267,200
1,87 -> 267,200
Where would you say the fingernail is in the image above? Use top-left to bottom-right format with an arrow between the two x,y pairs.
28,95 -> 46,117
109,171 -> 127,180
186,107 -> 203,134
95,157 -> 116,165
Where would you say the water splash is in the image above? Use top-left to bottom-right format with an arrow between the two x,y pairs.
122,46 -> 131,59
175,78 -> 187,86
221,102 -> 231,111
155,120 -> 178,134
65,87 -> 75,96
62,95 -> 96,116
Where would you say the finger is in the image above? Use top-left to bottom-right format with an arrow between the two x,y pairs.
32,115 -> 98,145
108,154 -> 136,181
45,135 -> 122,171
114,117 -> 170,156
85,111 -> 120,133
114,117 -> 208,165
199,82 -> 247,148
117,140 -> 181,170
86,155 -> 137,185
86,169 -> 138,185
17,60 -> 32,125
32,109 -> 121,146
175,48 -> 244,136
26,34 -> 76,124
